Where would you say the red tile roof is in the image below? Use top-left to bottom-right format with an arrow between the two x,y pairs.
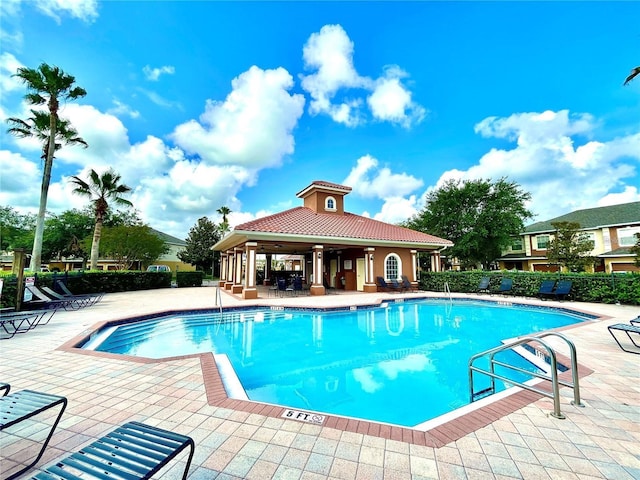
234,207 -> 452,246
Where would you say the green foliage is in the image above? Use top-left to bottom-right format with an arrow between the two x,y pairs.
0,206 -> 35,251
546,221 -> 595,272
419,271 -> 640,305
42,209 -> 94,261
405,178 -> 532,269
176,271 -> 204,287
217,206 -> 232,235
0,271 -> 172,309
96,225 -> 170,269
631,233 -> 640,267
178,217 -> 221,271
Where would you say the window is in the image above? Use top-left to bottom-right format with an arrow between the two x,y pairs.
510,237 -> 524,251
618,227 -> 640,247
325,196 -> 336,211
385,254 -> 400,280
536,235 -> 550,250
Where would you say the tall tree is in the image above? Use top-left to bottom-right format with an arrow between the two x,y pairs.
42,209 -> 94,262
405,178 -> 533,269
629,233 -> 640,267
96,225 -> 169,270
69,169 -> 133,270
217,206 -> 231,235
178,217 -> 221,272
546,221 -> 595,272
0,206 -> 36,252
8,63 -> 87,271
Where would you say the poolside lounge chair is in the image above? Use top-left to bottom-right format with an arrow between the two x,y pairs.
390,279 -> 405,292
55,280 -> 104,305
537,280 -> 557,299
1,388 -> 67,479
553,280 -> 572,301
376,276 -> 399,292
30,421 -> 195,480
41,286 -> 96,308
607,322 -> 640,354
495,278 -> 513,295
0,382 -> 9,396
24,285 -> 83,311
477,277 -> 491,294
401,275 -> 417,292
1,310 -> 56,339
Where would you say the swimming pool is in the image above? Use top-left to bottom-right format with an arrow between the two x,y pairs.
84,299 -> 591,427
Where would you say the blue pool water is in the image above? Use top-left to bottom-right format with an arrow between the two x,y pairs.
86,299 -> 591,426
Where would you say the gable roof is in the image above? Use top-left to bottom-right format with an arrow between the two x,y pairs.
213,206 -> 452,252
150,228 -> 187,246
524,201 -> 640,234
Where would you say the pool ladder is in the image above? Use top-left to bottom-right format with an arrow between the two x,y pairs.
443,282 -> 452,303
214,282 -> 223,315
468,331 -> 584,419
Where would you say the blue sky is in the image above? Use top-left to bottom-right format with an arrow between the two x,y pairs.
1,1 -> 639,240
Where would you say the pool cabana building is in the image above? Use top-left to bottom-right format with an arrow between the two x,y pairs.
212,180 -> 453,299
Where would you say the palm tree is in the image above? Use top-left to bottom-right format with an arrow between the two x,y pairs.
9,63 -> 86,271
623,66 -> 640,85
217,206 -> 231,235
69,169 -> 133,270
7,110 -> 87,161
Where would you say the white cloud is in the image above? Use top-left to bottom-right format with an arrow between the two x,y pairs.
142,65 -> 176,81
0,52 -> 25,95
107,99 -> 140,119
137,88 -> 183,110
344,155 -> 424,199
374,196 -> 420,224
301,24 -> 425,128
597,186 -> 640,207
343,155 -> 423,223
367,66 -> 426,128
36,0 -> 99,24
0,150 -> 40,208
0,57 -> 310,239
429,110 -> 640,221
171,65 -> 305,169
301,24 -> 370,127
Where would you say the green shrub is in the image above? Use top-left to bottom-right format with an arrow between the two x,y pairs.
0,270 -> 172,310
419,271 -> 640,305
176,271 -> 204,287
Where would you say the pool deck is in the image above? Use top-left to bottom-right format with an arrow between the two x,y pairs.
1,286 -> 638,479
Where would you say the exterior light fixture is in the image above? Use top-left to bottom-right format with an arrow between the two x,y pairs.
317,252 -> 322,259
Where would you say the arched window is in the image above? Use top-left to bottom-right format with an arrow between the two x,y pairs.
325,196 -> 336,211
385,254 -> 401,281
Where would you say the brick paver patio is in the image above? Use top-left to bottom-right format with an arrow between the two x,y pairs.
1,286 -> 638,479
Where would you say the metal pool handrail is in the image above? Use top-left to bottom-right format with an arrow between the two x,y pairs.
214,282 -> 222,315
468,332 -> 582,419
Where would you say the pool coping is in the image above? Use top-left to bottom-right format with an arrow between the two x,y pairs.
57,296 -> 602,447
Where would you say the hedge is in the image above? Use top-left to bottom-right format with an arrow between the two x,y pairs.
0,270 -> 172,310
419,271 -> 640,305
176,271 -> 204,287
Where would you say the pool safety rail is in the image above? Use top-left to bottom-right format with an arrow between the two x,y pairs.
468,332 -> 584,419
214,282 -> 222,315
443,281 -> 452,303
